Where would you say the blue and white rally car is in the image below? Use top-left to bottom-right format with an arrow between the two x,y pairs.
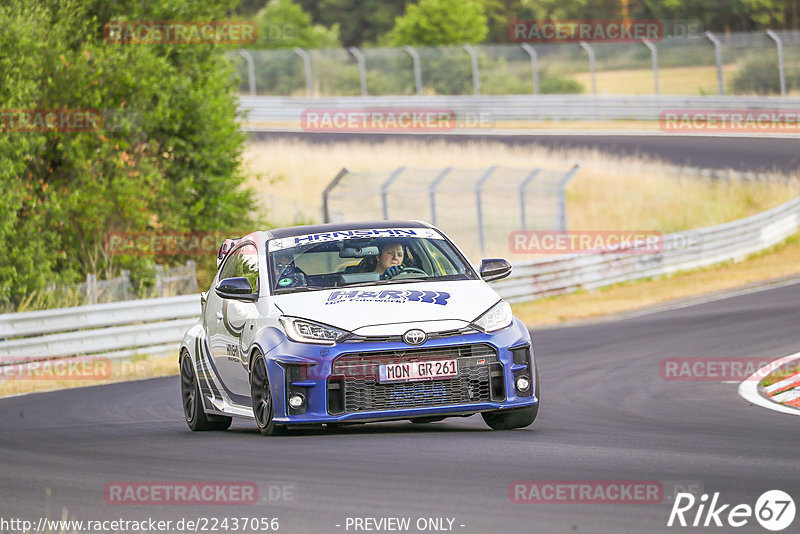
180,221 -> 539,435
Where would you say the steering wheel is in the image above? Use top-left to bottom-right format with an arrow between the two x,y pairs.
394,267 -> 427,277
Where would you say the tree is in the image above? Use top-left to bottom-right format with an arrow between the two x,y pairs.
253,0 -> 340,48
298,0 -> 407,47
388,0 -> 489,46
0,0 -> 257,306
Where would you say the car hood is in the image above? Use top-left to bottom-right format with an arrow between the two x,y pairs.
272,280 -> 501,333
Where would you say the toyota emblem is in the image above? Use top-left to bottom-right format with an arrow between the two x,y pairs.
403,329 -> 427,346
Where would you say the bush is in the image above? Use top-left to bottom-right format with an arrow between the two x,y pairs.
731,53 -> 800,95
0,0 -> 258,307
540,70 -> 585,94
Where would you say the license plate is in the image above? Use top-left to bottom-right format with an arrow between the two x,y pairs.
378,359 -> 458,383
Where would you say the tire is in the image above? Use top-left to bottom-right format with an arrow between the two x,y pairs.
482,368 -> 539,431
180,352 -> 232,431
250,352 -> 286,436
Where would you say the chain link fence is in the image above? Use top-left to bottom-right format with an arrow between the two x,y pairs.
14,261 -> 200,312
80,261 -> 198,304
232,30 -> 800,98
322,165 -> 579,260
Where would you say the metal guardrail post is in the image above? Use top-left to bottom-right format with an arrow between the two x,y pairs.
642,39 -> 659,96
294,47 -> 313,97
86,274 -> 97,305
322,168 -> 349,223
557,165 -> 580,231
404,46 -> 423,95
475,166 -> 498,255
579,42 -> 597,96
463,44 -> 481,95
767,30 -> 787,97
381,167 -> 406,220
237,50 -> 256,96
518,169 -> 541,230
349,47 -> 368,96
428,167 -> 453,227
705,31 -> 724,95
520,44 -> 540,95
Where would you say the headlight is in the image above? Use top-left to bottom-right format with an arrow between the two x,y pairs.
473,301 -> 513,333
279,316 -> 349,344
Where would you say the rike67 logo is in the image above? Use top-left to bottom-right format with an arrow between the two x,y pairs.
668,490 -> 795,531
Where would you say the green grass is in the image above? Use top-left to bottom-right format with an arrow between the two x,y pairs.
759,362 -> 800,388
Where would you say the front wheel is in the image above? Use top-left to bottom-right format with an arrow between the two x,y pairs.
482,369 -> 539,430
180,352 -> 232,431
250,352 -> 285,436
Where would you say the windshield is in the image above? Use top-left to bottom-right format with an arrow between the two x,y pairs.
267,228 -> 476,293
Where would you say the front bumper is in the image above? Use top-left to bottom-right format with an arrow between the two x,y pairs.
261,317 -> 537,425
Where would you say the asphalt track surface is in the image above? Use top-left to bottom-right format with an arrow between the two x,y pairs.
2,282 -> 799,534
250,131 -> 800,174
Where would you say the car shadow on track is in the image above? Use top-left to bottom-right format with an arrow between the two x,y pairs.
224,419 -> 495,438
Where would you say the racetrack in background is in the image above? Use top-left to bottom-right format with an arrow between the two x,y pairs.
249,131 -> 800,174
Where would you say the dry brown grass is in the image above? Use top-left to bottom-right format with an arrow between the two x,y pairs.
243,138 -> 798,235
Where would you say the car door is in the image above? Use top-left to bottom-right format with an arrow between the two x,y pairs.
205,242 -> 260,401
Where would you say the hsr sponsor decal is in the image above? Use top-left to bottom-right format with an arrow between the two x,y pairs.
325,289 -> 451,306
269,228 -> 438,251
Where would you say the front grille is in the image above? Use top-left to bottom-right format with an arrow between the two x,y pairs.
329,344 -> 503,414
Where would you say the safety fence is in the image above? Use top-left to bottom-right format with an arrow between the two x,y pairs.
323,165 -> 580,258
232,30 -> 800,98
76,261 -> 198,305
3,261 -> 199,317
1,193 -> 797,366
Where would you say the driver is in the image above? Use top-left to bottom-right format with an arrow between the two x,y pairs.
273,250 -> 306,287
371,242 -> 405,280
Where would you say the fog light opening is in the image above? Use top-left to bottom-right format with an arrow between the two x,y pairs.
288,393 -> 305,409
516,376 -> 531,392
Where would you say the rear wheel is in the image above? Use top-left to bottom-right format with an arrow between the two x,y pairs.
250,352 -> 285,436
482,369 -> 539,430
180,352 -> 232,431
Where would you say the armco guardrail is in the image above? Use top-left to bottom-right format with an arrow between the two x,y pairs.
493,195 -> 800,302
239,95 -> 800,129
1,195 -> 798,364
0,295 -> 200,364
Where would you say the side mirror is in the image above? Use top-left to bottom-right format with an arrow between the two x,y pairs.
215,277 -> 258,302
480,258 -> 512,282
